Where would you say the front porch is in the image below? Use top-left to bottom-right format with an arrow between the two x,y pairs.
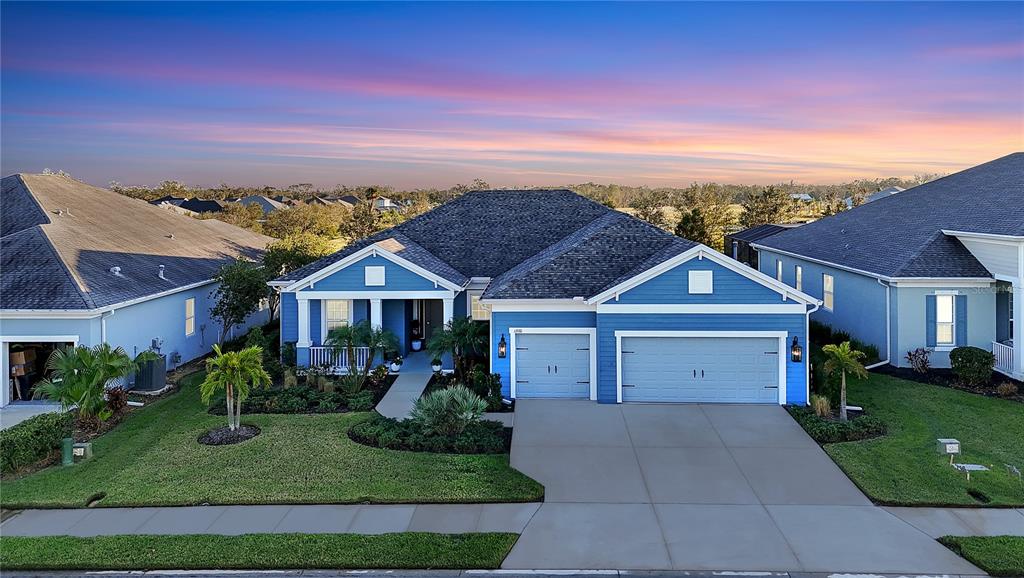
993,280 -> 1022,379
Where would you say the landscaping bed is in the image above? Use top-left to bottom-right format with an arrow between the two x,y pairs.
349,413 -> 511,453
207,375 -> 396,416
425,371 -> 513,413
873,364 -> 1023,404
786,405 -> 886,443
939,536 -> 1024,577
0,532 -> 520,570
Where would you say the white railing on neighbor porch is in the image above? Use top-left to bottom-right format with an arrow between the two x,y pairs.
992,341 -> 1014,376
309,346 -> 372,374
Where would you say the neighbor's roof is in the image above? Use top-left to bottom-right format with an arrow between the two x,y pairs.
1,174 -> 274,310
726,223 -> 800,244
757,153 -> 1023,278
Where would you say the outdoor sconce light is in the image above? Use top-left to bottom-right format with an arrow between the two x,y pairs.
498,334 -> 507,358
790,336 -> 803,363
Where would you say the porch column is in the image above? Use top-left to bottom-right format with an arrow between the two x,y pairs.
370,298 -> 383,330
297,297 -> 311,347
1014,281 -> 1023,377
442,298 -> 454,327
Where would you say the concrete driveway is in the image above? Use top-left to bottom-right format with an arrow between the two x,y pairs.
504,400 -> 981,574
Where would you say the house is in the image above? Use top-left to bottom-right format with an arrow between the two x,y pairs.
150,195 -> 186,206
844,186 -> 904,209
179,198 -> 227,214
337,194 -> 363,206
237,195 -> 288,215
0,174 -> 274,407
754,153 -> 1023,379
373,196 -> 399,211
725,224 -> 802,269
790,193 -> 814,203
272,190 -> 820,405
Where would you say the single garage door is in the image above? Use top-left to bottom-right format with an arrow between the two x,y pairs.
514,332 -> 590,398
620,336 -> 779,403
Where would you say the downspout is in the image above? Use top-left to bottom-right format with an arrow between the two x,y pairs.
865,278 -> 891,369
100,309 -> 115,343
805,301 -> 820,405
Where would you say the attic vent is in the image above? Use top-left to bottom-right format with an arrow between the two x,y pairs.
110,266 -> 123,276
65,208 -> 73,216
166,233 -> 175,239
158,265 -> 167,280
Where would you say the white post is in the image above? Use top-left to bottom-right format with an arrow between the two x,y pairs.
1013,280 -> 1023,378
297,297 -> 311,348
1,342 -> 9,408
442,298 -> 454,327
370,299 -> 383,330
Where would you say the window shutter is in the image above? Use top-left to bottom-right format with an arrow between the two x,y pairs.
925,295 -> 937,347
955,294 -> 968,346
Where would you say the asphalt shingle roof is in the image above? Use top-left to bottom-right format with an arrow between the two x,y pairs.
1,174 -> 274,310
727,224 -> 795,243
757,153 -> 1023,278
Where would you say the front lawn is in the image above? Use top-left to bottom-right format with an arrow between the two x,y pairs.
1,372 -> 543,508
939,536 -> 1024,577
0,533 -> 519,570
818,372 -> 1024,506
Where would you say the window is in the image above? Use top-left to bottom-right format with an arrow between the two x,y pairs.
185,298 -> 196,336
364,266 -> 385,286
776,259 -> 783,281
470,294 -> 491,321
936,294 -> 955,346
325,300 -> 351,331
822,274 -> 834,311
795,266 -> 803,292
688,270 -> 713,294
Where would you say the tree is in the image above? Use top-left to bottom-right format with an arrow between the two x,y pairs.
818,190 -> 847,217
740,186 -> 796,228
263,204 -> 348,239
37,344 -> 158,426
200,344 -> 271,431
673,184 -> 737,251
325,321 -> 398,391
426,317 -> 488,379
262,233 -> 334,318
629,189 -> 671,229
210,202 -> 264,233
338,202 -> 407,241
821,341 -> 869,421
210,260 -> 267,345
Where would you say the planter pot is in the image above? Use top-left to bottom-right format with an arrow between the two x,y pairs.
431,364 -> 443,372
410,340 -> 423,351
390,363 -> 402,373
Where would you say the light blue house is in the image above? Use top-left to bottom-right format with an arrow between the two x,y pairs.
0,174 -> 272,407
754,153 -> 1023,380
273,190 -> 820,405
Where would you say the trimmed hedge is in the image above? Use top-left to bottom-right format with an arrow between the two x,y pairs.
349,413 -> 509,454
950,346 -> 995,387
787,406 -> 886,444
1,411 -> 74,474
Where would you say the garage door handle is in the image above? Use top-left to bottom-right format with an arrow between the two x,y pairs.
693,369 -> 696,378
516,380 -> 530,384
547,365 -> 551,373
764,385 -> 778,389
554,365 -> 558,374
622,384 -> 636,388
701,370 -> 704,378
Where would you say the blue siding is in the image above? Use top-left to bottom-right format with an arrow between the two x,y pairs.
491,311 -> 597,397
281,292 -> 298,343
383,299 -> 407,356
618,258 -> 788,304
300,255 -> 443,292
597,313 -> 808,405
309,299 -> 322,345
454,290 -> 468,318
0,317 -> 100,346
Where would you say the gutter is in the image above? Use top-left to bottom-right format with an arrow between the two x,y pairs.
864,278 -> 892,370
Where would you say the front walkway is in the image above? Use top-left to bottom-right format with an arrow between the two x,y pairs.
374,352 -> 433,419
0,401 -> 61,430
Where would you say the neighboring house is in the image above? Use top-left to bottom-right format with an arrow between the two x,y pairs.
790,193 -> 814,203
272,190 -> 820,406
725,224 -> 802,269
0,174 -> 274,407
179,198 -> 227,214
374,196 -> 399,211
844,186 -> 904,209
238,195 -> 288,215
150,195 -> 186,206
338,195 -> 362,206
154,201 -> 199,217
755,153 -> 1023,379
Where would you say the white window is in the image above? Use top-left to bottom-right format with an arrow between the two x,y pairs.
688,270 -> 713,294
185,298 -> 196,336
470,294 -> 491,321
936,294 -> 955,346
822,274 -> 834,311
795,266 -> 803,292
325,300 -> 351,332
364,266 -> 386,286
776,259 -> 783,281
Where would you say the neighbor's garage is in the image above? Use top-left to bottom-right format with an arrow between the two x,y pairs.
618,334 -> 782,404
513,332 -> 591,398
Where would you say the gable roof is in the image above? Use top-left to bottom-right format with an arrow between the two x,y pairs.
726,223 -> 799,243
2,174 -> 274,310
756,153 -> 1023,279
238,195 -> 287,213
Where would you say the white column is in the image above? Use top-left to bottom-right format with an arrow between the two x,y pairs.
370,298 -> 383,329
1014,280 -> 1023,377
442,298 -> 454,327
297,297 -> 311,347
1,343 -> 9,408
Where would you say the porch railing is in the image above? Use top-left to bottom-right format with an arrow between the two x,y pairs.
992,341 -> 1014,376
309,346 -> 371,374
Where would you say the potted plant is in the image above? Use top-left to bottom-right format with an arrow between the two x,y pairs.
431,357 -> 443,373
389,355 -> 403,373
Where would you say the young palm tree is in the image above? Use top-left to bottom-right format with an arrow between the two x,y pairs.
427,317 -> 487,378
821,341 -> 869,421
326,320 -> 398,391
201,344 -> 272,431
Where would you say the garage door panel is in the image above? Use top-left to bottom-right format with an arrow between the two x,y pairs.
621,336 -> 779,404
515,333 -> 591,398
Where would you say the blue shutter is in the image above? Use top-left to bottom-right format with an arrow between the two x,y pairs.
925,295 -> 937,347
955,294 -> 968,346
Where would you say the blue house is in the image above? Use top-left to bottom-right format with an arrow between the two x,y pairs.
0,173 -> 273,408
754,153 -> 1023,380
273,190 -> 820,405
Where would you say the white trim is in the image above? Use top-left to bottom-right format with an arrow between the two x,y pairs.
364,266 -> 386,286
2,336 -> 82,408
321,299 -> 354,342
587,245 -> 820,306
509,327 -> 597,401
0,279 -> 217,318
614,330 -> 787,405
0,334 -> 81,343
688,270 -> 713,294
282,244 -> 463,292
942,230 -> 1024,244
891,279 -> 994,288
597,303 -> 808,314
822,273 -> 834,312
296,290 -> 456,300
486,300 -> 596,312
184,297 -> 196,337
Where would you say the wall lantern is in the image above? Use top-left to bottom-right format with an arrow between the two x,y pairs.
790,336 -> 803,363
498,334 -> 507,358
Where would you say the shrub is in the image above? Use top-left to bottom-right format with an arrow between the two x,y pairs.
349,413 -> 507,453
832,329 -> 852,344
996,382 -> 1019,398
809,320 -> 833,345
950,346 -> 995,386
409,385 -> 486,436
0,411 -> 74,474
810,394 -> 831,418
905,348 -> 931,374
849,338 -> 880,364
208,385 -> 347,415
787,406 -> 886,444
346,391 -> 375,412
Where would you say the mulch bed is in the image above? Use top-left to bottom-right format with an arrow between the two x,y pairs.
873,365 -> 1024,404
423,374 -> 514,413
198,424 -> 261,446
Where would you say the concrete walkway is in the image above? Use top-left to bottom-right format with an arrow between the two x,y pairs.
0,401 -> 61,430
375,353 -> 433,419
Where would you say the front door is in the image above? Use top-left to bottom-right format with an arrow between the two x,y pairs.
423,299 -> 445,343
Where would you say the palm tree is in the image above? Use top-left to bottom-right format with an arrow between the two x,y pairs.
37,344 -> 158,425
325,320 -> 398,391
821,341 -> 869,421
427,317 -> 487,378
200,344 -> 272,431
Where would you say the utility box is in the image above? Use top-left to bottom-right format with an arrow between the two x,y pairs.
72,442 -> 93,463
937,438 -> 961,455
133,355 -> 167,392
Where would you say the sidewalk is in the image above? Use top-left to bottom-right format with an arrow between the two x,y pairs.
375,353 -> 433,419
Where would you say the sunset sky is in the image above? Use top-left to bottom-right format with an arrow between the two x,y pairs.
2,2 -> 1022,189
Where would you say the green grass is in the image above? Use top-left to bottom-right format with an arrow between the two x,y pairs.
939,536 -> 1024,577
0,533 -> 519,570
0,372 -> 543,508
819,372 -> 1024,506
